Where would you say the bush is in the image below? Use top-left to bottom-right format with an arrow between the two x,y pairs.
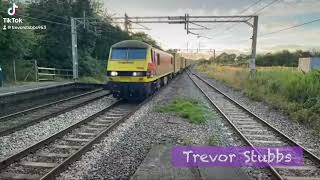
0,60 -> 34,82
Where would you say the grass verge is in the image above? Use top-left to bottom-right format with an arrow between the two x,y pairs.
156,97 -> 209,124
196,63 -> 320,133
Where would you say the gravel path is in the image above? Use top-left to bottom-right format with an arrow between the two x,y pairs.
0,96 -> 116,161
58,73 -> 267,180
194,69 -> 320,157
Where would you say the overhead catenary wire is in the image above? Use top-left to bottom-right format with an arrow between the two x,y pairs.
211,0 -> 283,41
15,12 -> 126,39
260,17 -> 320,36
15,13 -> 114,29
26,8 -> 69,21
240,0 -> 265,14
211,0 -> 267,38
225,17 -> 320,44
16,14 -> 71,27
206,0 -> 265,30
190,0 -> 264,37
253,0 -> 279,15
15,10 -> 109,28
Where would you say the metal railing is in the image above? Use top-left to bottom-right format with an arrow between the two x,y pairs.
36,66 -> 73,81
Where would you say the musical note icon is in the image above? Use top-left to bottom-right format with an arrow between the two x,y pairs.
8,2 -> 18,16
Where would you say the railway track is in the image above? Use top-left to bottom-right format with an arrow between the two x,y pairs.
0,99 -> 143,179
0,89 -> 111,137
187,70 -> 320,180
0,83 -> 89,117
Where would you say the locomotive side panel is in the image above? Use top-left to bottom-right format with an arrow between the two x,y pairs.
152,48 -> 174,78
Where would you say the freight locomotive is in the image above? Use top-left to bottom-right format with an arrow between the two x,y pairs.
106,40 -> 191,100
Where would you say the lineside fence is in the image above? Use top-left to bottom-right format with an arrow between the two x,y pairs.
0,60 -> 73,84
35,62 -> 73,82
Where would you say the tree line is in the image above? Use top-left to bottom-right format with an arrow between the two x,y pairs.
0,0 -> 159,82
208,50 -> 320,67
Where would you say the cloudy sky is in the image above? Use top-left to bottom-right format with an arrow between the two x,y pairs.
103,0 -> 320,53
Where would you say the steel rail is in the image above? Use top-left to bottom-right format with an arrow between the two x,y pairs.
190,71 -> 320,164
0,100 -> 120,169
39,71 -> 177,179
0,72 -> 172,179
187,69 -> 320,180
0,88 -> 103,122
41,88 -> 161,179
186,70 -> 283,180
0,90 -> 111,137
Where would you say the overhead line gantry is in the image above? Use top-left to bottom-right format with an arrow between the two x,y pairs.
112,14 -> 259,73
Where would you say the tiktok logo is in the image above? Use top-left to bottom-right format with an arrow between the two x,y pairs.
7,1 -> 18,16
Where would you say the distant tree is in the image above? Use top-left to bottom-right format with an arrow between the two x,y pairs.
313,51 -> 320,57
310,49 -> 320,57
256,50 -> 307,67
0,2 -> 36,80
209,49 -> 319,67
27,0 -> 130,76
296,50 -> 312,58
236,54 -> 249,62
27,0 -> 74,69
215,52 -> 236,64
0,0 -> 166,80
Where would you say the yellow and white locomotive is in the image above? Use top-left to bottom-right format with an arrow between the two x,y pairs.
106,40 -> 190,100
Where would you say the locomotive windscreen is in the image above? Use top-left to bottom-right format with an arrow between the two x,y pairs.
111,48 -> 147,60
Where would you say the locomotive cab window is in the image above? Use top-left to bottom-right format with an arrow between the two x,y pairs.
111,48 -> 147,60
111,48 -> 127,59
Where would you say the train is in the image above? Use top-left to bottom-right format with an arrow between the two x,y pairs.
106,40 -> 191,100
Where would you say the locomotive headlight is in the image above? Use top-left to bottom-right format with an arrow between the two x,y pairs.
132,72 -> 143,77
110,71 -> 118,76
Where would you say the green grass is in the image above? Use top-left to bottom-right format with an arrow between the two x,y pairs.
196,64 -> 320,133
157,97 -> 209,124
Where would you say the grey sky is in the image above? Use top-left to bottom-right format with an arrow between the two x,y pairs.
103,0 -> 320,53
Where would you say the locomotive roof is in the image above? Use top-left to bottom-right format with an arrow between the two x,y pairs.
112,40 -> 152,49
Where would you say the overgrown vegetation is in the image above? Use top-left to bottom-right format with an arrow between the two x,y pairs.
0,0 -> 160,83
157,97 -> 209,124
208,50 -> 320,67
196,64 -> 320,133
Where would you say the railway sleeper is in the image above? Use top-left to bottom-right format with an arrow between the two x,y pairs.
20,162 -> 57,168
37,153 -> 70,158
